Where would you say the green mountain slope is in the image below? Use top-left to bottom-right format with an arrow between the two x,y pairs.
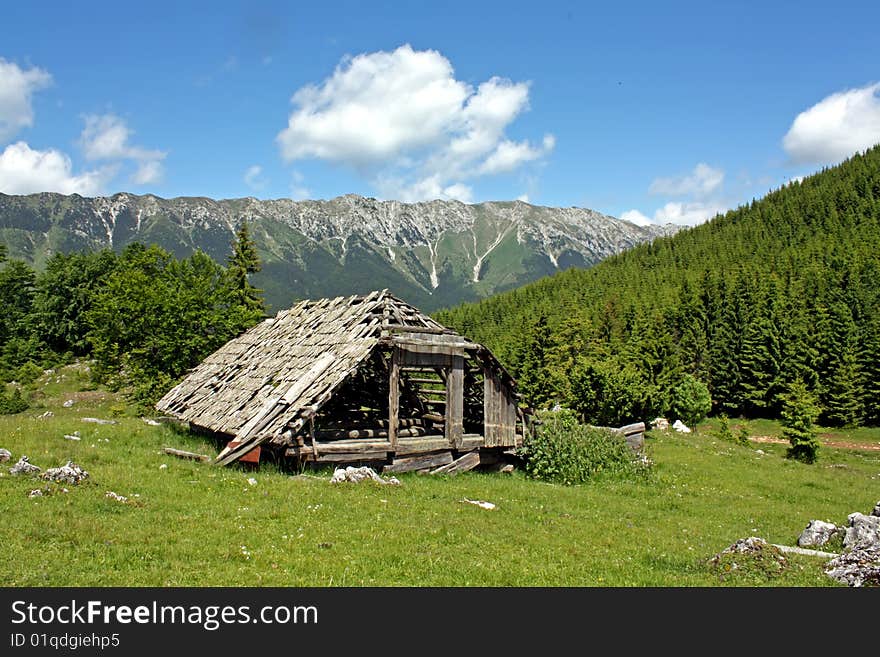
436,146 -> 880,427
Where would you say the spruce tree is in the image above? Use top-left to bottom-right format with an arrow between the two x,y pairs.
227,220 -> 265,317
780,380 -> 821,463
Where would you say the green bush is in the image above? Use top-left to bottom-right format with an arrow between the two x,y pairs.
715,414 -> 733,442
670,374 -> 712,427
0,386 -> 29,415
518,408 -> 649,485
15,361 -> 44,387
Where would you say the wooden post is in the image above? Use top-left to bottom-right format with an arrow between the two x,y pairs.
445,354 -> 464,448
309,415 -> 319,459
388,347 -> 399,448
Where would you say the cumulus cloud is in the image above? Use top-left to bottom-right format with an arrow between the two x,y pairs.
653,201 -> 726,225
79,114 -> 165,184
479,135 -> 554,175
648,162 -> 724,197
377,173 -> 473,203
0,141 -> 110,195
277,44 -> 553,201
0,59 -> 52,142
619,209 -> 653,227
783,82 -> 880,165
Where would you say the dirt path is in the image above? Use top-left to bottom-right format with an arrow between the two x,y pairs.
749,435 -> 880,451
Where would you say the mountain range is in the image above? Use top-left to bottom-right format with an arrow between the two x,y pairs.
0,192 -> 676,311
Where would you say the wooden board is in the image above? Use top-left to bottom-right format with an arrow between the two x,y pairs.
430,451 -> 479,476
483,364 -> 517,448
383,451 -> 452,474
395,436 -> 450,455
388,346 -> 399,447
445,354 -> 464,447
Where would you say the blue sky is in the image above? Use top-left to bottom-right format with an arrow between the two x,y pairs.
1,0 -> 878,224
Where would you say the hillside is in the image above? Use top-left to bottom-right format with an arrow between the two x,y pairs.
436,146 -> 880,427
0,193 -> 674,311
1,365 -> 878,586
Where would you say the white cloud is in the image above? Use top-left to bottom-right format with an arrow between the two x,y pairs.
79,114 -> 165,185
478,135 -> 554,175
0,141 -> 110,195
0,59 -> 52,142
783,82 -> 880,165
244,164 -> 267,190
620,209 -> 653,227
516,194 -> 530,203
277,44 -> 552,201
654,201 -> 726,225
377,173 -> 473,203
648,163 -> 724,197
132,160 -> 163,185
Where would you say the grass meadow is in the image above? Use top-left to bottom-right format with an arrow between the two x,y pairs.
1,365 -> 878,587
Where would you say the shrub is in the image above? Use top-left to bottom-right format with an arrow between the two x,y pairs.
15,361 -> 44,387
0,386 -> 29,415
670,374 -> 712,427
518,408 -> 649,485
715,414 -> 733,442
736,426 -> 750,447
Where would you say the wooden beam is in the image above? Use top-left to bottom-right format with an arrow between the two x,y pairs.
388,346 -> 399,448
619,422 -> 646,436
162,447 -> 210,462
309,439 -> 393,453
430,451 -> 479,476
315,451 -> 389,463
459,435 -> 484,450
395,436 -> 451,455
383,451 -> 452,474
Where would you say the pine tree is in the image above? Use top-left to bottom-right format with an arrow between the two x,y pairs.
739,280 -> 784,416
227,220 -> 265,317
780,380 -> 821,463
861,317 -> 880,426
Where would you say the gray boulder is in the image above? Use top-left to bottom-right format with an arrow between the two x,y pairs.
843,512 -> 880,551
40,461 -> 89,485
9,455 -> 41,476
0,448 -> 11,463
798,520 -> 843,548
825,546 -> 880,587
872,501 -> 880,518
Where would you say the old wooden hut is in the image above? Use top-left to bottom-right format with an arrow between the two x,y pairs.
156,290 -> 530,473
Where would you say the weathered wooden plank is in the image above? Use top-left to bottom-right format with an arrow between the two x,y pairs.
311,439 -> 393,453
394,436 -> 450,455
445,354 -> 464,448
619,422 -> 646,436
162,447 -> 211,462
430,450 -> 479,475
314,451 -> 389,463
388,346 -> 399,448
383,451 -> 452,473
459,435 -> 484,451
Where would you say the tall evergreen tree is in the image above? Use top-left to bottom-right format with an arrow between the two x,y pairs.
781,380 -> 821,464
227,220 -> 265,317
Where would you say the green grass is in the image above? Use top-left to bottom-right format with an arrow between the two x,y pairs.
1,365 -> 878,586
